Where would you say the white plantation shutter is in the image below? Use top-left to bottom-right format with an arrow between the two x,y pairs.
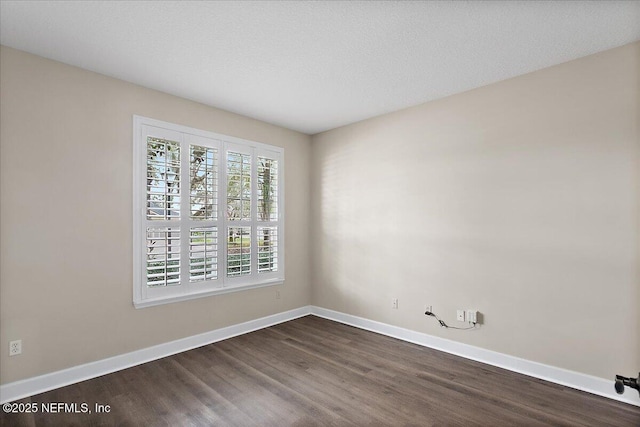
226,151 -> 251,221
257,156 -> 279,274
257,157 -> 278,222
133,116 -> 284,308
190,145 -> 218,220
189,227 -> 218,281
146,227 -> 181,287
227,226 -> 251,277
257,226 -> 278,273
254,149 -> 281,281
187,137 -> 221,289
146,138 -> 181,220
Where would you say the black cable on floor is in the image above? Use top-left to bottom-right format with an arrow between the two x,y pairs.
425,310 -> 477,330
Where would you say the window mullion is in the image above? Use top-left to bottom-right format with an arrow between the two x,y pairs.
180,135 -> 190,293
220,143 -> 229,286
250,148 -> 258,278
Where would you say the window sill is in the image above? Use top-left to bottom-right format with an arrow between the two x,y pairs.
133,279 -> 284,309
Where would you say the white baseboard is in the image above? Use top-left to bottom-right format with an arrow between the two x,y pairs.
0,306 -> 311,404
2,305 -> 638,408
309,306 -> 640,407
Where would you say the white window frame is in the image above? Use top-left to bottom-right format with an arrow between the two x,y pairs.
133,116 -> 284,308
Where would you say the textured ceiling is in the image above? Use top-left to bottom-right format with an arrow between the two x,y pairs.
1,1 -> 639,134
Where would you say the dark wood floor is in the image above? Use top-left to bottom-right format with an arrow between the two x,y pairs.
2,315 -> 639,426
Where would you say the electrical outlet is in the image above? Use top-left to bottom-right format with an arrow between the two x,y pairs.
466,310 -> 478,324
392,298 -> 399,309
456,310 -> 465,322
9,340 -> 21,356
424,304 -> 432,314
275,290 -> 281,299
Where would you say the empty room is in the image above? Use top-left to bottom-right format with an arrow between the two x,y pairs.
1,1 -> 639,425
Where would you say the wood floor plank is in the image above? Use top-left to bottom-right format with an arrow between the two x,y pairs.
267,323 -> 561,426
221,332 -> 382,425
283,316 -> 638,425
1,315 -> 638,426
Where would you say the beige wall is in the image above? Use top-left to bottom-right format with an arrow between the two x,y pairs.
311,42 -> 640,379
0,46 -> 311,384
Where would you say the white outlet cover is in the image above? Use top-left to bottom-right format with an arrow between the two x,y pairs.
9,339 -> 22,356
456,310 -> 465,322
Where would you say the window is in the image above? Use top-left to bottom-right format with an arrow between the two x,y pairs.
133,116 -> 284,308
